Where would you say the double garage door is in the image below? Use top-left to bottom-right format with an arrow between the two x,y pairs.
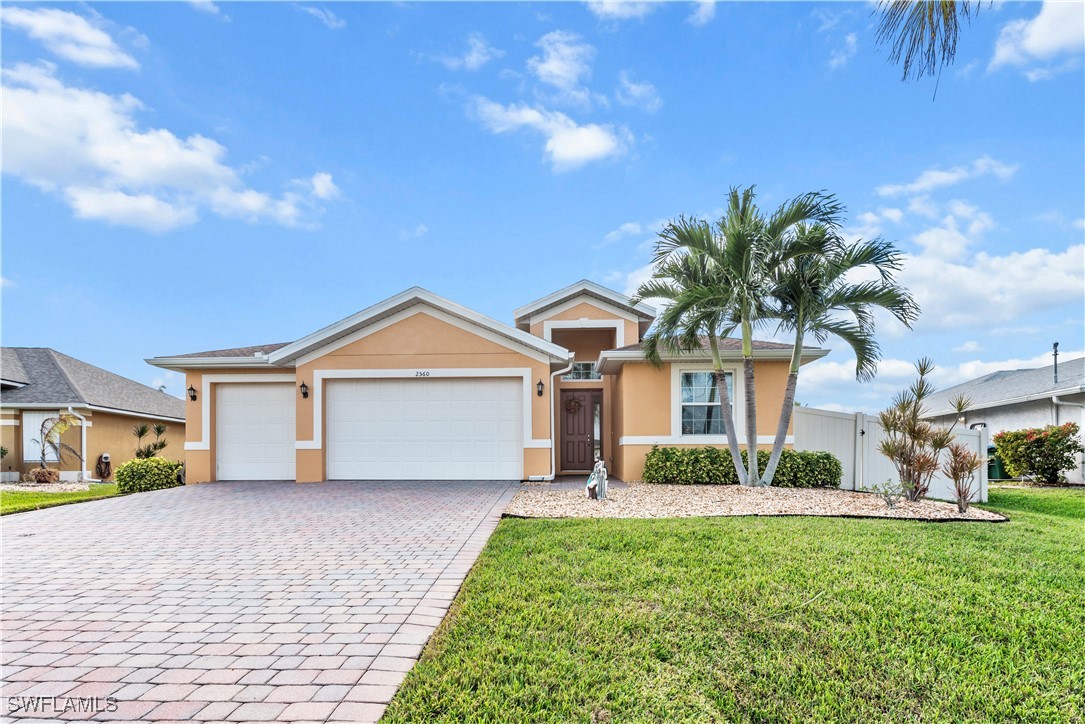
215,378 -> 522,481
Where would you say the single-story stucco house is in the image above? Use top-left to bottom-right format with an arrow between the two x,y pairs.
1,347 -> 186,482
924,356 -> 1085,483
148,281 -> 828,484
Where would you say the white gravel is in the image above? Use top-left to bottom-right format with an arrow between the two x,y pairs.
1,482 -> 92,493
506,481 -> 1006,522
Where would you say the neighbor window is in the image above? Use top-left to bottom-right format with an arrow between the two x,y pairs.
563,362 -> 601,380
680,371 -> 733,435
22,411 -> 60,462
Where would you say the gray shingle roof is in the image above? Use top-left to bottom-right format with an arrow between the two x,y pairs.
168,343 -> 290,359
924,357 -> 1085,416
0,348 -> 185,420
1,347 -> 30,385
614,336 -> 801,352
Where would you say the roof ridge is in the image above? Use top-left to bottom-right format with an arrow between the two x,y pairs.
46,349 -> 89,404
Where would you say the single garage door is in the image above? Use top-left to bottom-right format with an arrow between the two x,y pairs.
216,383 -> 296,480
326,377 -> 522,480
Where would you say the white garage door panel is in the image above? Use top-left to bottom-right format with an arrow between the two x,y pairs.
327,378 -> 522,480
216,383 -> 296,481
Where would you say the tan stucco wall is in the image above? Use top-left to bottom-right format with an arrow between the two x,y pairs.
295,310 -> 554,482
613,359 -> 795,481
3,408 -> 183,480
184,367 -> 288,484
528,300 -> 640,348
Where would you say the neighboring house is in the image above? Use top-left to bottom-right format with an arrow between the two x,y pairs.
923,356 -> 1085,483
148,281 -> 827,484
1,348 -> 186,482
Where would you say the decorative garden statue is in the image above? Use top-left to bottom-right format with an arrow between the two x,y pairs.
585,458 -> 609,500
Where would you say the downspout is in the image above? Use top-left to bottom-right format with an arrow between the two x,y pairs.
533,356 -> 574,481
68,407 -> 96,483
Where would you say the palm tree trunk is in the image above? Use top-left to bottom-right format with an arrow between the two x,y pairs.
708,335 -> 747,485
762,332 -> 803,485
741,318 -> 760,486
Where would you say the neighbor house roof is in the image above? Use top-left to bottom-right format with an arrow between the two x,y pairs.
923,357 -> 1085,417
597,336 -> 829,374
1,347 -> 30,386
0,347 -> 185,421
170,343 -> 290,359
513,279 -> 657,326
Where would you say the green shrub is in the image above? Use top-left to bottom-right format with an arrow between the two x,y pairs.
642,446 -> 842,488
115,457 -> 184,494
993,423 -> 1084,485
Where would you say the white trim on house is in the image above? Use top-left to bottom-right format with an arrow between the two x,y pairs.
294,306 -> 563,368
268,288 -> 569,366
0,403 -> 181,423
925,384 -> 1085,417
184,374 -> 297,451
145,355 -> 278,371
619,435 -> 794,446
0,419 -> 19,426
596,346 -> 829,374
528,297 -> 641,328
295,368 -> 549,451
513,279 -> 656,322
542,319 -> 625,348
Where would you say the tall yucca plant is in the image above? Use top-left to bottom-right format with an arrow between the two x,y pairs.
762,224 -> 920,485
32,413 -> 82,469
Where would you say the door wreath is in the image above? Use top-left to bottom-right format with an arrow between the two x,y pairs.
564,397 -> 582,414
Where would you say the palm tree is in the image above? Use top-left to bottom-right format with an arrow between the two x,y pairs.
876,0 -> 980,82
761,225 -> 920,484
32,413 -> 82,469
635,187 -> 846,486
634,221 -> 748,484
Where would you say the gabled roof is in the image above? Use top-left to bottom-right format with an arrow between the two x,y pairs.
513,279 -> 657,326
149,288 -> 573,370
923,357 -> 1085,416
0,347 -> 185,420
597,337 -> 828,374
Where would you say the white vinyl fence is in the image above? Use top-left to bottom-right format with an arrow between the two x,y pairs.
793,407 -> 989,503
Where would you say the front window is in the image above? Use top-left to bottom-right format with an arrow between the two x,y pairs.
563,362 -> 601,380
680,371 -> 732,435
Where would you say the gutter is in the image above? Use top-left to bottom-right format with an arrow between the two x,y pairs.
926,384 -> 1085,417
527,356 -> 575,482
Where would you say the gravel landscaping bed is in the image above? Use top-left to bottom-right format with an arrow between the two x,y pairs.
0,481 -> 92,493
506,481 -> 1006,522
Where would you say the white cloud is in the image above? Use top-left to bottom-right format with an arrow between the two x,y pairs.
829,33 -> 857,69
300,6 -> 345,30
953,341 -> 984,353
1,7 -> 139,69
604,221 -> 644,242
912,201 -> 995,260
990,0 -> 1084,79
188,1 -> 226,18
615,70 -> 662,112
1074,218 -> 1085,231
846,207 -> 904,240
686,1 -> 716,27
399,223 -> 429,240
876,156 -> 1018,197
436,33 -> 504,71
308,172 -> 340,200
1,62 -> 338,232
472,96 -> 630,172
527,31 -> 599,108
586,2 -> 659,21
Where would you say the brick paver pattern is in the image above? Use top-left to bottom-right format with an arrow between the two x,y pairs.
2,480 -> 518,723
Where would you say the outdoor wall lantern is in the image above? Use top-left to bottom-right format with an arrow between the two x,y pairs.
187,385 -> 197,401
300,382 -> 309,399
536,379 -> 544,397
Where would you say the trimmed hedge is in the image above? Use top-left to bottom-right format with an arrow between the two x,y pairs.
643,446 -> 842,488
115,457 -> 184,494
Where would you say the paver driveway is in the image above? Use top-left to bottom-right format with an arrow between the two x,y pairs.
2,480 -> 518,723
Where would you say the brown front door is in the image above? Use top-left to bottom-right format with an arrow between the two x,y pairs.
560,390 -> 597,471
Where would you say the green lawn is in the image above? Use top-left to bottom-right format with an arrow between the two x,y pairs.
1,484 -> 120,515
385,488 -> 1085,723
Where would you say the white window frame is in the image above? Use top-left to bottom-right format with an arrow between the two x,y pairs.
671,363 -> 745,442
563,362 -> 601,381
22,410 -> 60,462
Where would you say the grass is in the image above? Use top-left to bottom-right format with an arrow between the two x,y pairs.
385,488 -> 1085,722
1,483 -> 120,515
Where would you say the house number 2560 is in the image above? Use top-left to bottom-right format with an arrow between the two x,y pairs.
415,371 -> 430,377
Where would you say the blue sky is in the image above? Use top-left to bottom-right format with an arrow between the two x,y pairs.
2,0 -> 1083,412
